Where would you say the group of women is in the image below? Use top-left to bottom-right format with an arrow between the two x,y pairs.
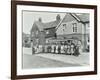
32,40 -> 81,56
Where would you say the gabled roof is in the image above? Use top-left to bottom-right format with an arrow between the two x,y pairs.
31,13 -> 89,32
22,32 -> 30,38
34,21 -> 45,31
56,13 -> 76,30
76,13 -> 89,22
44,20 -> 60,29
61,13 -> 89,23
31,20 -> 60,32
61,13 -> 77,23
56,13 -> 89,30
31,21 -> 45,32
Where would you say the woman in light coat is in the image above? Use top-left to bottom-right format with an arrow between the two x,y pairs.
64,44 -> 68,55
70,43 -> 75,55
67,44 -> 71,55
55,45 -> 58,53
61,45 -> 65,54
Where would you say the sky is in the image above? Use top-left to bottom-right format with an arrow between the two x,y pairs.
22,11 -> 66,34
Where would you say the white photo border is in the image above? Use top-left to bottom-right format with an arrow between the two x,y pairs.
17,5 -> 95,76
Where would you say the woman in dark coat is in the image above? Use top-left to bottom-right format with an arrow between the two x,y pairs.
47,45 -> 52,53
42,45 -> 45,53
58,45 -> 61,54
73,45 -> 80,56
32,46 -> 35,54
54,45 -> 56,53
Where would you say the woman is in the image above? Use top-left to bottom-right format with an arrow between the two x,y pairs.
35,45 -> 38,53
51,45 -> 54,53
54,45 -> 56,53
58,45 -> 61,54
77,40 -> 82,53
32,46 -> 35,54
73,45 -> 80,56
55,45 -> 58,53
39,45 -> 42,53
49,45 -> 52,53
67,40 -> 71,55
70,43 -> 75,55
41,45 -> 44,53
64,44 -> 68,55
61,45 -> 65,54
67,44 -> 71,55
47,45 -> 49,53
47,45 -> 52,53
44,45 -> 47,53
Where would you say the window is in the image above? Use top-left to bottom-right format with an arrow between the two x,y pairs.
63,24 -> 67,29
36,30 -> 38,35
32,32 -> 34,37
73,23 -> 77,32
31,40 -> 33,42
46,30 -> 49,34
25,40 -> 28,43
86,23 -> 89,27
63,28 -> 64,31
63,24 -> 66,27
46,39 -> 49,43
88,36 -> 90,42
36,39 -> 39,44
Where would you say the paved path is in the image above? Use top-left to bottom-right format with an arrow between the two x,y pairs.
36,53 -> 89,66
23,54 -> 81,69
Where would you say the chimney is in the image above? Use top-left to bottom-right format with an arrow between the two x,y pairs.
56,14 -> 61,21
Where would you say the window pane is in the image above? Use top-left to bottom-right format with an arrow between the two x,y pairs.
63,24 -> 66,26
72,23 -> 77,32
46,30 -> 49,34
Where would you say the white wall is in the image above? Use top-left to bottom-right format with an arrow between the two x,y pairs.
0,0 -> 99,80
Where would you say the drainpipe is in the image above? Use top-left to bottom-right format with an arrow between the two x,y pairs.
83,23 -> 87,52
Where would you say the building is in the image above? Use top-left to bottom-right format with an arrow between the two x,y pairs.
56,13 -> 90,51
30,14 -> 61,46
22,32 -> 31,47
30,13 -> 89,51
